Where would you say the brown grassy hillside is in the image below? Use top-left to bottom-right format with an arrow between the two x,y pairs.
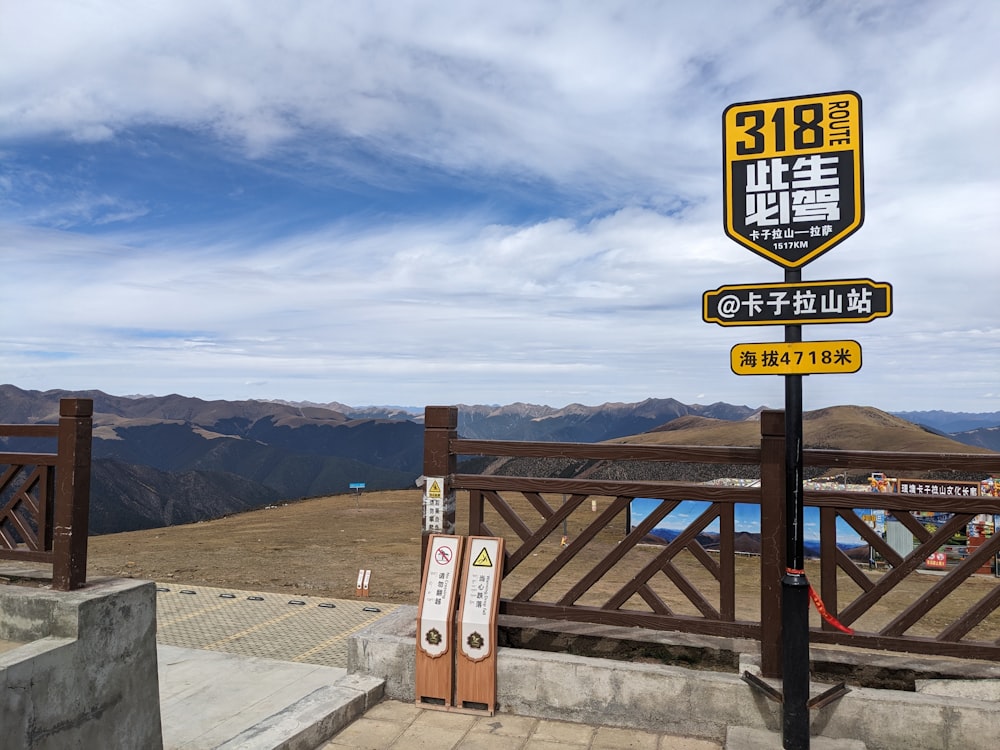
485,405 -> 997,485
611,405 -> 996,454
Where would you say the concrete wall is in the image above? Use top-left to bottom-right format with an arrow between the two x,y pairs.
347,605 -> 1000,750
0,577 -> 163,750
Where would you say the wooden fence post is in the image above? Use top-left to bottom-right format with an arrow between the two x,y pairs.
52,398 -> 93,591
423,406 -> 458,565
759,409 -> 785,678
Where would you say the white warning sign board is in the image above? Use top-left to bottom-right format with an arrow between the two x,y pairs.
458,537 -> 503,662
423,476 -> 452,533
418,535 -> 462,658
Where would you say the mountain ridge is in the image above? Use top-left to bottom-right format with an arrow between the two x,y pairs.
3,384 -> 997,536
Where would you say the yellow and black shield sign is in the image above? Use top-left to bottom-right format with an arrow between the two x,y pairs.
723,91 -> 864,268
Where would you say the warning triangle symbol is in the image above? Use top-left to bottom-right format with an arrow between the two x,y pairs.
472,547 -> 493,568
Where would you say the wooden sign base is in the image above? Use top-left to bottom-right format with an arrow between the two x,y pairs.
454,536 -> 504,715
415,535 -> 464,709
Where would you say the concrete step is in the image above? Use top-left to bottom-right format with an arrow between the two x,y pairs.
217,674 -> 384,750
914,678 -> 1000,701
159,645 -> 383,750
726,726 -> 867,749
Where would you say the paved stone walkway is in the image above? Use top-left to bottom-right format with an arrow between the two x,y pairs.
320,700 -> 723,750
155,583 -> 397,667
152,583 -> 723,748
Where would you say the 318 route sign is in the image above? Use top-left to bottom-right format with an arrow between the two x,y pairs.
723,91 -> 863,268
731,340 -> 862,376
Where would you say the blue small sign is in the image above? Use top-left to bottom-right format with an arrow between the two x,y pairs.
349,482 -> 366,490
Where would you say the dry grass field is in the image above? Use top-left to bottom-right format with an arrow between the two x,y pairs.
88,490 -> 426,601
85,488 -> 1000,644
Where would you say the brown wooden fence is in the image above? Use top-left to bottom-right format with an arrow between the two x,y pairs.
423,405 -> 1000,677
0,398 -> 93,590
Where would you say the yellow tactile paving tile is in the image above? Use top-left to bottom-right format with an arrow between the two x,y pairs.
154,583 -> 396,668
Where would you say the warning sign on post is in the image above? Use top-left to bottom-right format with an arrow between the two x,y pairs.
423,476 -> 454,534
723,91 -> 863,268
460,538 -> 502,661
455,536 -> 504,715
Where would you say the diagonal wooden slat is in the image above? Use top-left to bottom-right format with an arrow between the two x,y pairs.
854,516 -> 905,569
522,492 -> 555,517
835,546 -> 875,593
603,503 -> 721,610
483,490 -> 535,541
504,493 -> 587,570
636,583 -> 673,615
1,499 -> 39,550
883,532 -> 1000,637
0,465 -> 37,519
0,520 -> 21,550
657,561 -> 720,620
511,495 -> 629,602
938,582 -> 1000,642
558,498 -> 679,606
686,540 -> 721,581
838,515 -> 971,626
0,463 -> 22,495
0,466 -> 46,551
18,466 -> 45,518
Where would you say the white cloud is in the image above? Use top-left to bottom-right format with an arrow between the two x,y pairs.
0,1 -> 997,411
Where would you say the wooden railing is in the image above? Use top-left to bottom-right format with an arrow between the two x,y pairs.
0,398 -> 93,590
423,405 -> 1000,677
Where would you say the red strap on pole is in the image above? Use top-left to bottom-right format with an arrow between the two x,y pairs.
786,568 -> 854,634
807,583 -> 854,635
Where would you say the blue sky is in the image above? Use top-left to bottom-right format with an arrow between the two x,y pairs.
2,1 -> 998,411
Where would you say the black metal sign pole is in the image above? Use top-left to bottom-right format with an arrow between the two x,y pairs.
782,266 -> 810,749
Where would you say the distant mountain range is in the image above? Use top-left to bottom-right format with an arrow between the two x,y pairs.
285,399 -> 1000,451
891,410 -> 1000,452
892,410 -> 1000,434
282,398 -> 762,441
481,405 -> 999,484
450,399 -> 761,442
1,385 -> 419,534
949,426 -> 1000,452
2,384 -> 998,535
